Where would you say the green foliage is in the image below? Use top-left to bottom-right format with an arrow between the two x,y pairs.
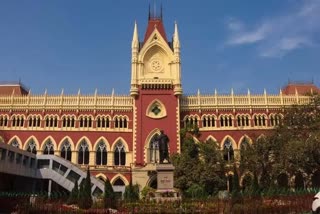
104,178 -> 115,209
78,168 -> 93,209
124,181 -> 139,202
67,181 -> 78,205
173,125 -> 226,197
185,184 -> 207,199
140,186 -> 156,200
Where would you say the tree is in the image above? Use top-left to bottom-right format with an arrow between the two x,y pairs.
123,180 -> 139,202
67,180 -> 79,205
78,168 -> 93,209
104,178 -> 115,209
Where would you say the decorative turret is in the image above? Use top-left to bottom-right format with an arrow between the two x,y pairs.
130,6 -> 183,97
130,21 -> 139,96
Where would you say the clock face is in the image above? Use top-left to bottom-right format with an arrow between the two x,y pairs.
150,59 -> 162,72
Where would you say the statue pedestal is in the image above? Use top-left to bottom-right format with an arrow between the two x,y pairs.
155,164 -> 180,202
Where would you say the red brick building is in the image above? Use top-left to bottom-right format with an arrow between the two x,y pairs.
0,13 -> 319,192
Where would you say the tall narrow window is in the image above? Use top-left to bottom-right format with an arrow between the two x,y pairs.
27,139 -> 37,154
96,141 -> 107,165
223,139 -> 234,161
43,139 -> 54,155
78,140 -> 89,164
114,141 -> 125,166
149,134 -> 160,163
61,140 -> 72,161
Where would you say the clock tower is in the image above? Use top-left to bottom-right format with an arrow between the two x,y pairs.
130,10 -> 182,173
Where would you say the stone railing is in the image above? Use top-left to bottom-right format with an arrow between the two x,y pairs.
180,90 -> 312,110
0,93 -> 133,111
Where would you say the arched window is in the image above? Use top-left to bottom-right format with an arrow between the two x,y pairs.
61,140 -> 72,161
96,141 -> 107,165
10,138 -> 20,148
240,138 -> 250,161
114,141 -> 125,166
149,134 -> 160,163
223,139 -> 234,161
78,140 -> 89,165
43,139 -> 54,155
26,139 -> 37,154
113,178 -> 125,186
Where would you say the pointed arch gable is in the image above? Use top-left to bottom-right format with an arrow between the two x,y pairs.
238,135 -> 253,147
58,136 -> 75,151
220,135 -> 237,150
111,137 -> 129,152
24,136 -> 40,151
144,128 -> 161,148
93,137 -> 111,151
8,136 -> 22,149
41,136 -> 57,151
95,173 -> 107,182
75,137 -> 93,151
205,135 -> 217,142
110,174 -> 129,186
139,30 -> 174,61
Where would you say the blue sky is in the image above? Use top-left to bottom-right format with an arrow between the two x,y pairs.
0,0 -> 319,95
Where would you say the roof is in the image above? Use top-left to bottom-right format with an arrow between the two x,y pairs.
0,83 -> 29,96
143,18 -> 167,44
282,82 -> 320,95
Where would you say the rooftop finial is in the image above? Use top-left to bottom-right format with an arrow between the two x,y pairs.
148,3 -> 151,20
160,3 -> 163,20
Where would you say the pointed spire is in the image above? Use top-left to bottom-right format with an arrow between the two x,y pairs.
78,88 -> 81,95
132,21 -> 139,49
173,21 -> 180,49
94,88 -> 98,96
148,4 -> 151,20
247,88 -> 251,95
61,88 -> 64,96
231,88 -> 234,95
264,88 -> 267,95
112,88 -> 115,96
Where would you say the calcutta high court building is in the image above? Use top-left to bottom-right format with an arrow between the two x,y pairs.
0,10 -> 319,193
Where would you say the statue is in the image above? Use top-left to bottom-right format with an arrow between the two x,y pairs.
157,130 -> 170,163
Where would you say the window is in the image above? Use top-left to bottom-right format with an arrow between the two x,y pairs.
96,141 -> 107,165
11,115 -> 24,127
96,116 -> 110,128
254,115 -> 266,126
184,116 -> 199,128
62,116 -> 75,128
43,139 -> 54,155
45,116 -> 58,128
202,115 -> 216,128
28,115 -> 41,127
0,115 -> 8,127
237,115 -> 250,127
149,134 -> 160,163
220,115 -> 233,127
61,140 -> 72,161
114,116 -> 128,129
79,116 -> 92,128
223,139 -> 234,161
240,138 -> 250,161
270,114 -> 282,126
114,141 -> 125,166
26,139 -> 37,154
78,140 -> 89,165
10,138 -> 20,148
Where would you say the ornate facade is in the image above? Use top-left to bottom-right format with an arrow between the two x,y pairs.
0,12 -> 319,193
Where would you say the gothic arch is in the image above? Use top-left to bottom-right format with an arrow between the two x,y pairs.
220,135 -> 237,150
111,137 -> 129,152
41,136 -> 57,151
75,137 -> 93,151
8,136 -> 22,149
95,173 -> 107,182
144,129 -> 161,163
58,136 -> 75,151
24,136 -> 40,151
240,171 -> 254,187
93,137 -> 111,151
238,135 -> 253,147
139,35 -> 173,62
205,135 -> 218,143
110,174 -> 129,186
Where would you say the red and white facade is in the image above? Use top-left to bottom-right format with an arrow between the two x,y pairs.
0,13 -> 319,191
